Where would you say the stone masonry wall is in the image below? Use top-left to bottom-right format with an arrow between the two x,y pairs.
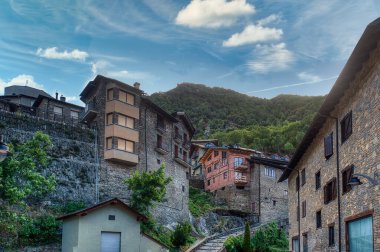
0,110 -> 97,205
287,42 -> 380,251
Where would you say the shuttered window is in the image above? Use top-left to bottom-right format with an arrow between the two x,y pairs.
328,224 -> 335,246
342,165 -> 354,194
315,171 -> 321,190
341,111 -> 352,143
301,169 -> 306,186
316,210 -> 322,229
302,201 -> 306,218
324,132 -> 333,159
324,178 -> 337,204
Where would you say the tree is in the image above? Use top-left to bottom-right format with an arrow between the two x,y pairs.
242,222 -> 251,252
0,131 -> 55,205
125,164 -> 172,215
171,222 -> 192,248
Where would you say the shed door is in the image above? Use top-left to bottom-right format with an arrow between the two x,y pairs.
101,232 -> 121,252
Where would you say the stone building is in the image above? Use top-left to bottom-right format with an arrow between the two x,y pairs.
279,18 -> 380,251
199,145 -> 289,223
190,139 -> 219,176
79,75 -> 195,224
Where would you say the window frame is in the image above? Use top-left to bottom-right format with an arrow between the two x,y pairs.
328,223 -> 335,247
324,177 -> 337,204
316,210 -> 322,229
341,111 -> 353,144
315,170 -> 321,190
53,105 -> 63,115
302,200 -> 306,218
324,132 -> 334,159
342,165 -> 354,194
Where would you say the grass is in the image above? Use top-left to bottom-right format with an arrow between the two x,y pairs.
189,187 -> 220,217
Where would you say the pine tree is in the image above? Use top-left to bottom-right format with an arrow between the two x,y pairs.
243,221 -> 251,252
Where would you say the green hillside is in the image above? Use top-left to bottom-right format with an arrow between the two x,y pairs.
150,83 -> 325,154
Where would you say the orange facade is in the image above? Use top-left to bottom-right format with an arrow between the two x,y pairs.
201,148 -> 253,191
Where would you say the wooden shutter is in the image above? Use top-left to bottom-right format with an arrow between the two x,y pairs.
324,133 -> 333,158
346,112 -> 352,137
324,185 -> 328,204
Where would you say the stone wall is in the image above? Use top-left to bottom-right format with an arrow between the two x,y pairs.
287,42 -> 380,251
214,184 -> 251,212
0,110 -> 98,205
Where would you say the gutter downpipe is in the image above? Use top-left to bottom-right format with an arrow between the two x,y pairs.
144,106 -> 148,172
319,113 -> 341,252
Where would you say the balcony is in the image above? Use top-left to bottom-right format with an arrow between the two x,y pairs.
81,102 -> 97,123
234,160 -> 249,171
106,100 -> 139,119
155,143 -> 169,155
104,149 -> 138,165
174,155 -> 191,169
156,123 -> 166,134
105,124 -> 139,143
235,175 -> 248,185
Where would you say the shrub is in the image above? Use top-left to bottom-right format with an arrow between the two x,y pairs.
224,236 -> 243,252
242,222 -> 251,252
171,222 -> 192,248
188,187 -> 220,217
51,200 -> 86,214
19,215 -> 60,246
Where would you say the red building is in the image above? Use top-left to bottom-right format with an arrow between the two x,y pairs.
200,145 -> 259,192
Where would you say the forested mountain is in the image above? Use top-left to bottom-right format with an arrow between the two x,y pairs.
150,83 -> 325,154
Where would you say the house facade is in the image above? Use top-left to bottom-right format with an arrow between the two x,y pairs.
199,145 -> 289,223
58,198 -> 169,252
279,18 -> 380,252
79,75 -> 195,224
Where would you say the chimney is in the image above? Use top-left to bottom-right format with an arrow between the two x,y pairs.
60,95 -> 66,102
55,92 -> 58,99
133,82 -> 140,90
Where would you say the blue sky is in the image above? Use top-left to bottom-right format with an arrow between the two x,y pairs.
0,0 -> 379,104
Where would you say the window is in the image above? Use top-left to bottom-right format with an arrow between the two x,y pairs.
265,167 -> 275,177
115,138 -> 134,152
174,126 -> 180,138
348,216 -> 373,251
70,110 -> 79,119
107,89 -> 113,100
214,150 -> 219,157
273,200 -> 276,206
127,93 -> 135,105
302,201 -> 306,218
342,165 -> 354,194
296,175 -> 300,191
183,151 -> 187,162
157,135 -> 163,149
157,159 -> 161,164
222,151 -> 227,158
108,215 -> 115,220
207,180 -> 210,186
116,114 -> 134,128
284,190 -> 288,196
53,106 -> 63,115
106,113 -> 113,125
174,145 -> 179,158
324,132 -> 334,159
183,133 -> 188,142
316,210 -> 322,229
207,167 -> 211,173
182,185 -> 185,192
341,111 -> 352,143
301,169 -> 306,186
292,237 -> 299,252
236,186 -> 244,190
157,114 -> 165,130
234,157 -> 244,167
212,177 -> 215,183
324,178 -> 337,204
207,155 -> 212,161
223,171 -> 228,179
119,90 -> 127,103
297,205 -> 300,221
328,224 -> 335,246
315,171 -> 321,190
106,137 -> 113,149
302,233 -> 308,252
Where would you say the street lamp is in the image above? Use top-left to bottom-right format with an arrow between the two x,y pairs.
348,165 -> 379,186
0,134 -> 9,162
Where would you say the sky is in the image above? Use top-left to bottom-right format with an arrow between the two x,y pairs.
0,0 -> 379,104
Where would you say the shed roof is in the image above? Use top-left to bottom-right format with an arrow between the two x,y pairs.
278,17 -> 380,182
57,198 -> 147,221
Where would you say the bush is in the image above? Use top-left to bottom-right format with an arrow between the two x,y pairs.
19,215 -> 60,246
189,187 -> 219,217
171,222 -> 192,248
224,236 -> 243,252
51,200 -> 86,214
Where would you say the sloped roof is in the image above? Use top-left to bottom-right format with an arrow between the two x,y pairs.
33,95 -> 84,109
278,17 -> 380,182
5,85 -> 52,99
57,198 -> 147,221
173,111 -> 195,135
142,97 -> 178,122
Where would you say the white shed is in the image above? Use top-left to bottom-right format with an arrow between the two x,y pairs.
58,198 -> 169,252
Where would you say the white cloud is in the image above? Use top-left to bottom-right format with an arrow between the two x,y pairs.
175,0 -> 255,28
247,43 -> 294,73
0,74 -> 44,95
257,14 -> 280,26
297,72 -> 321,82
36,47 -> 89,61
223,24 -> 282,47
